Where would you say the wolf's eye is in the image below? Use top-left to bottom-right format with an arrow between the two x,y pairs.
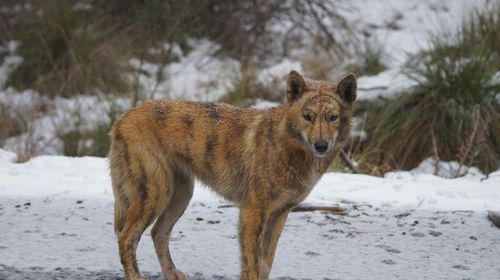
329,115 -> 338,122
303,114 -> 313,122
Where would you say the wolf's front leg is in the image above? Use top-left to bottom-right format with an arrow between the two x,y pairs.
239,206 -> 269,280
261,209 -> 290,279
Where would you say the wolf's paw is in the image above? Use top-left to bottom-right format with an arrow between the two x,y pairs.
167,269 -> 188,280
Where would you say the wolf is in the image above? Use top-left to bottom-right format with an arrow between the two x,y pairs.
108,70 -> 357,280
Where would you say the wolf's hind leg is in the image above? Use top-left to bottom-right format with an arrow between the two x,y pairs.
118,196 -> 159,280
152,169 -> 194,280
117,162 -> 170,280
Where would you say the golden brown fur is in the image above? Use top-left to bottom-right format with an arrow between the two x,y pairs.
109,71 -> 357,280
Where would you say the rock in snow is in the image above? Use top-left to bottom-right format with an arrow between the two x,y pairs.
487,211 -> 500,228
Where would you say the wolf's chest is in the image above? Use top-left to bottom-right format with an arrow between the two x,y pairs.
274,168 -> 323,207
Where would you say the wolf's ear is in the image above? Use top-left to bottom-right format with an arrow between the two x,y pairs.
286,70 -> 306,102
336,73 -> 357,104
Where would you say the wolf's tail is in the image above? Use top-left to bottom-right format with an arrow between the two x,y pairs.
108,127 -> 131,235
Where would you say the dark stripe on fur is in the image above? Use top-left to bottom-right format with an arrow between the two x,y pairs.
138,165 -> 148,203
200,102 -> 221,120
203,133 -> 218,181
205,134 -> 217,159
182,114 -> 194,128
265,116 -> 275,141
153,102 -> 170,121
286,118 -> 302,140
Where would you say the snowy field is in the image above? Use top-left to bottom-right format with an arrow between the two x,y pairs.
1,150 -> 499,280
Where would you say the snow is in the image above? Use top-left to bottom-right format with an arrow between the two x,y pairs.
0,90 -> 132,156
356,68 -> 417,101
1,150 -> 497,212
0,148 -> 16,162
131,39 -> 241,102
257,59 -> 303,88
347,0 -> 489,66
313,172 -> 500,212
1,149 -> 499,279
411,157 -> 488,181
251,99 -> 281,110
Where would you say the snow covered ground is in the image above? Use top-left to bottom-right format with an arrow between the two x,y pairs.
1,150 -> 499,279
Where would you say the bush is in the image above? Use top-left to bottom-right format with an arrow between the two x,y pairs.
1,0 -> 353,98
4,0 -> 129,97
58,97 -> 124,157
61,122 -> 113,157
360,8 -> 500,174
348,39 -> 388,76
219,66 -> 282,106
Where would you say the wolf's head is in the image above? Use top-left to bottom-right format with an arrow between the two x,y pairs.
285,70 -> 357,158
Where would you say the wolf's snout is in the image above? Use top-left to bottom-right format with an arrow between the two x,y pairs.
313,140 -> 329,154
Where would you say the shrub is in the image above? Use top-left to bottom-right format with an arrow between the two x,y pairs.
59,97 -> 125,157
0,103 -> 24,144
349,39 -> 388,76
102,0 -> 353,63
219,66 -> 282,106
1,0 -> 354,98
61,122 -> 114,157
360,8 -> 500,174
4,0 -> 130,97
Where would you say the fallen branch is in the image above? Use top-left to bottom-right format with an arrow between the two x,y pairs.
292,205 -> 347,214
218,204 -> 347,214
340,150 -> 360,174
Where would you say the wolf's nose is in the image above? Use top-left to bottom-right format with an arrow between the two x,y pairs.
314,141 -> 328,153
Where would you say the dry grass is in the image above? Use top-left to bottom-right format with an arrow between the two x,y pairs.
0,104 -> 25,145
218,66 -> 282,106
348,39 -> 388,76
5,1 -> 130,97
